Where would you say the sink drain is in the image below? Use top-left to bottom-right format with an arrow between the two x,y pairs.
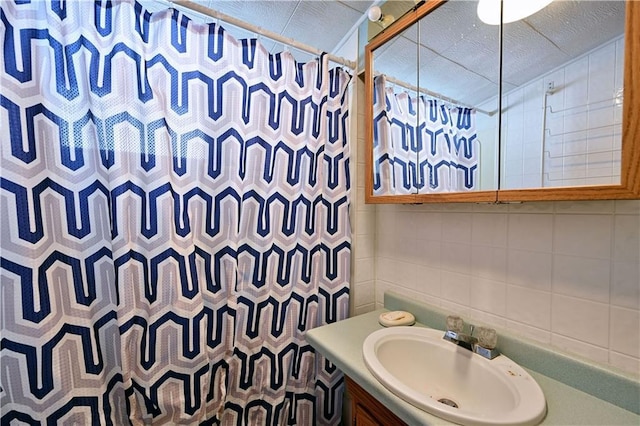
437,398 -> 459,408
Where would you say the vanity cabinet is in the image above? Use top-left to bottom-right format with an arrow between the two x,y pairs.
346,376 -> 407,426
365,0 -> 640,203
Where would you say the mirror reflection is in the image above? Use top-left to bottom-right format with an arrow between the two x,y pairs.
372,21 -> 420,195
368,0 -> 627,197
499,1 -> 625,189
371,0 -> 501,196
416,0 -> 500,193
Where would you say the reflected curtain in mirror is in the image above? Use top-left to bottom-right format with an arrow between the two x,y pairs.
373,76 -> 479,196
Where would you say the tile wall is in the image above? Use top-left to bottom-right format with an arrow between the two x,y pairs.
479,35 -> 625,189
351,77 -> 378,316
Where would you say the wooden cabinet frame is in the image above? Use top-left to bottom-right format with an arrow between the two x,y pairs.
364,0 -> 640,203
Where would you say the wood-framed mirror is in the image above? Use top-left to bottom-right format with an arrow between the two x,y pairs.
364,0 -> 640,203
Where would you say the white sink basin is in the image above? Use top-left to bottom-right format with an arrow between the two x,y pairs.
363,326 -> 546,426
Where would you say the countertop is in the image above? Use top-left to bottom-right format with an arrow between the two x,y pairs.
307,307 -> 640,425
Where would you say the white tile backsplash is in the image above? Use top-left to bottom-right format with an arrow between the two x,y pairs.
552,254 -> 610,303
553,214 -> 612,259
507,285 -> 552,330
613,215 -> 640,262
550,333 -> 610,365
551,294 -> 609,347
441,242 -> 472,274
610,306 -> 640,358
507,250 -> 553,291
609,351 -> 640,376
470,277 -> 506,316
361,200 -> 640,376
471,246 -> 507,282
611,261 -> 640,310
441,212 -> 472,243
471,213 -> 508,246
441,270 -> 471,305
508,214 -> 554,251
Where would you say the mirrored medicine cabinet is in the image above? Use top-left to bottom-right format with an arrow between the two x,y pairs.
365,0 -> 640,203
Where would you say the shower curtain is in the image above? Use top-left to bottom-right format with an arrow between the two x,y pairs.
0,1 -> 351,425
372,75 -> 478,194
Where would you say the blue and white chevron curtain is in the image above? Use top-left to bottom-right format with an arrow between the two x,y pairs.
372,75 -> 478,194
0,1 -> 351,424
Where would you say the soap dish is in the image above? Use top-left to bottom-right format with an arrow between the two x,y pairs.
378,311 -> 416,327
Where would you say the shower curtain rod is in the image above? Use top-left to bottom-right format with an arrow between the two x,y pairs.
383,74 -> 496,116
166,0 -> 357,70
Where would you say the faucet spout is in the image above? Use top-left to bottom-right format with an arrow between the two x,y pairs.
443,330 -> 477,351
443,318 -> 501,359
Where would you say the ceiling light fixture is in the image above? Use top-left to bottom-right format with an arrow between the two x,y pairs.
477,0 -> 554,25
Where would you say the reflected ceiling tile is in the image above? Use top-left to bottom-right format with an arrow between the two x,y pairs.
418,0 -> 484,54
525,0 -> 625,55
502,21 -> 571,87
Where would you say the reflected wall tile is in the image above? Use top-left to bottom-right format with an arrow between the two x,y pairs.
588,41 -> 616,103
564,56 -> 589,107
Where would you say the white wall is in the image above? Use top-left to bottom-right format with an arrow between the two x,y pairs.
476,35 -> 625,189
351,77 -> 378,316
351,78 -> 640,378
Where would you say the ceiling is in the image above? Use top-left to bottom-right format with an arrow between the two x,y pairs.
374,0 -> 626,107
139,0 -> 377,62
137,0 -> 626,108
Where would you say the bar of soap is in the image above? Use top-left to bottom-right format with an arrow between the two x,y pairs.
378,311 -> 415,327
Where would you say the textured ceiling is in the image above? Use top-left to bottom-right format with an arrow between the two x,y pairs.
139,0 -> 376,62
376,0 -> 626,107
138,0 -> 626,108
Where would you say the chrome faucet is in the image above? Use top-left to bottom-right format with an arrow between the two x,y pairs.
443,316 -> 500,360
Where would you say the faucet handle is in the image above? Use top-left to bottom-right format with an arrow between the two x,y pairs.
446,315 -> 464,333
477,326 -> 498,349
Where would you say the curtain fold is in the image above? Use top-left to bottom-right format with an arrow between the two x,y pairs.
372,75 -> 479,195
0,1 -> 351,425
